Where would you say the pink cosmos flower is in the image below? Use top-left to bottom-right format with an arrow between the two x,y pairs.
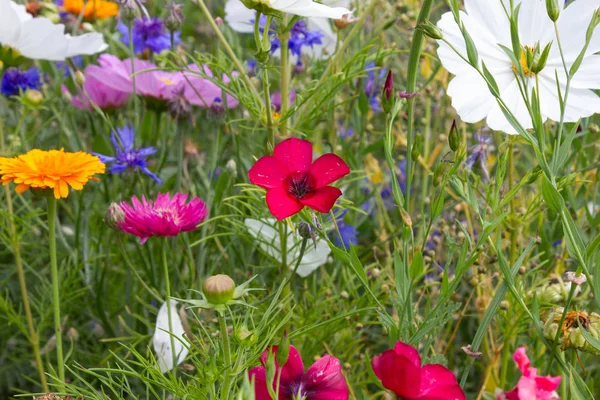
182,64 -> 239,109
116,193 -> 207,244
497,347 -> 561,400
248,345 -> 349,400
371,341 -> 466,400
248,138 -> 350,220
69,71 -> 130,111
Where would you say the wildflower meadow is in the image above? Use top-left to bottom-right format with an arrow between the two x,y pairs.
2,0 -> 600,398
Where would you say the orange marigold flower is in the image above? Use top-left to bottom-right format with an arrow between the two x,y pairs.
62,0 -> 119,20
0,149 -> 105,199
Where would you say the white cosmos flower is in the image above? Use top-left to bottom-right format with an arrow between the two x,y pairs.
0,0 -> 107,61
152,301 -> 189,374
225,0 -> 349,59
245,218 -> 331,277
243,0 -> 350,19
437,0 -> 600,134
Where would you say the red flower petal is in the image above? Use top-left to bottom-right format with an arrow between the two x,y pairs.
371,341 -> 422,398
300,186 -> 342,214
303,355 -> 349,400
418,364 -> 465,400
274,138 -> 313,173
249,156 -> 289,189
248,366 -> 273,400
309,154 -> 350,188
258,345 -> 305,386
266,188 -> 304,220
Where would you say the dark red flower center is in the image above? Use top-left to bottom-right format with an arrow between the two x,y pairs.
284,172 -> 315,199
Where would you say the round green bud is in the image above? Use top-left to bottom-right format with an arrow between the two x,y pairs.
202,274 -> 236,305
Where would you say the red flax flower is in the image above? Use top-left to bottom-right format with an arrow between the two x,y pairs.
248,345 -> 349,400
372,341 -> 466,400
248,138 -> 350,220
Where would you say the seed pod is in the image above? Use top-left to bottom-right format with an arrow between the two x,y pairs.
417,20 -> 443,40
448,120 -> 460,152
411,133 -> 422,159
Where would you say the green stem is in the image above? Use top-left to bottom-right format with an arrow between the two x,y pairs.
280,14 -> 290,136
404,0 -> 434,210
47,195 -> 65,388
219,311 -> 232,400
175,123 -> 184,192
508,140 -> 518,265
161,239 -> 177,372
195,0 -> 261,102
128,21 -> 140,130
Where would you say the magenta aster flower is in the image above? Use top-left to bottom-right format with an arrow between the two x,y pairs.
116,193 -> 207,244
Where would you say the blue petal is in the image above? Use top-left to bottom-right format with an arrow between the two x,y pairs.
116,126 -> 135,151
137,147 -> 158,157
92,153 -> 116,164
141,167 -> 163,184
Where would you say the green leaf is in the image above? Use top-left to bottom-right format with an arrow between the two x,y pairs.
411,252 -> 424,284
481,61 -> 500,97
570,365 -> 595,400
541,176 -> 565,212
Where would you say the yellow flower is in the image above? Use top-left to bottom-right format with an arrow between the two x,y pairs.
62,0 -> 119,20
0,149 -> 105,199
364,153 -> 383,184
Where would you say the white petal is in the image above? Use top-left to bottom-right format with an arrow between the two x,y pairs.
272,0 -> 350,19
225,0 -> 256,33
245,218 -> 282,261
538,74 -> 600,122
571,55 -> 600,89
9,0 -> 32,22
305,17 -> 337,59
15,19 -> 69,61
555,0 -> 600,61
517,0 -> 554,46
153,301 -> 188,374
293,239 -> 331,277
65,33 -> 108,57
486,79 -> 532,134
0,0 -> 21,47
464,0 -> 511,45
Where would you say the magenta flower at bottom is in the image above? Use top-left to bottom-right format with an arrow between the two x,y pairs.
249,345 -> 349,400
117,193 -> 207,244
497,347 -> 561,400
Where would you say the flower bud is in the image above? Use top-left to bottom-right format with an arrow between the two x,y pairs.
165,2 -> 183,32
531,42 -> 552,74
105,202 -> 125,229
432,162 -> 446,187
546,0 -> 560,22
168,87 -> 192,121
75,70 -> 85,86
411,133 -> 422,160
23,89 -> 43,107
334,14 -> 356,30
448,119 -> 460,152
381,70 -> 394,114
276,332 -> 290,366
226,159 -> 237,177
235,325 -> 257,346
202,274 -> 236,305
417,20 -> 443,40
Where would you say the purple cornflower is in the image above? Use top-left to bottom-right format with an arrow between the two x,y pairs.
1,67 -> 41,97
364,62 -> 387,112
117,17 -> 181,55
56,56 -> 83,77
466,134 -> 491,181
330,210 -> 358,249
264,20 -> 324,63
271,90 -> 296,112
93,126 -> 162,184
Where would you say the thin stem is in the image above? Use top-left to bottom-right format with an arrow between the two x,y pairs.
129,21 -> 140,130
195,0 -> 261,101
404,0 -> 434,210
47,195 -> 65,388
219,311 -> 233,400
161,239 -> 177,372
175,123 -> 184,192
507,140 -> 518,265
280,14 -> 290,136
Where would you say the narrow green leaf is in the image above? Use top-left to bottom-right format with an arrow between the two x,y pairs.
541,176 -> 565,212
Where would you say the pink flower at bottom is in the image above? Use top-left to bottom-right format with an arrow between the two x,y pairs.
117,193 -> 207,244
371,341 -> 466,400
248,345 -> 349,400
498,347 -> 561,400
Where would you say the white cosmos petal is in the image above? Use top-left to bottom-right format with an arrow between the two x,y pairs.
305,17 -> 337,58
447,71 -> 497,123
225,0 -> 255,33
0,0 -> 107,61
517,0 -> 554,46
486,79 -> 532,134
555,0 -> 600,61
0,0 -> 20,46
271,0 -> 350,19
571,55 -> 600,89
15,19 -> 69,61
153,301 -> 188,374
539,75 -> 600,122
244,218 -> 330,277
464,0 -> 511,45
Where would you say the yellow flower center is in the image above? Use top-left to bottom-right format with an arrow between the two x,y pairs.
158,78 -> 175,85
512,47 -> 536,77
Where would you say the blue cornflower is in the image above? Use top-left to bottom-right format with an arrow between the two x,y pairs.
466,134 -> 491,181
117,17 -> 181,55
93,126 -> 162,184
56,56 -> 83,77
330,210 -> 358,248
364,62 -> 387,112
266,20 -> 324,60
1,67 -> 41,97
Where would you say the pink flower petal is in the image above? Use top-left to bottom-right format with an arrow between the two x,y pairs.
248,366 -> 273,400
516,376 -> 539,400
266,188 -> 304,220
274,138 -> 313,173
534,375 -> 561,393
418,364 -> 465,400
513,347 -> 531,375
309,154 -> 350,188
248,156 -> 290,189
258,345 -> 305,386
300,186 -> 342,214
371,342 -> 422,399
303,355 -> 349,400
